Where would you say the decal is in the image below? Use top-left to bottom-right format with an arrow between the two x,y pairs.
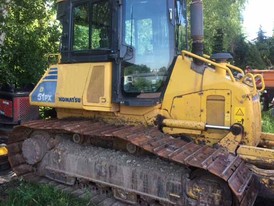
31,82 -> 57,103
58,97 -> 81,103
234,107 -> 245,125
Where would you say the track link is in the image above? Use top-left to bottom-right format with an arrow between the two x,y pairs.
8,119 -> 258,205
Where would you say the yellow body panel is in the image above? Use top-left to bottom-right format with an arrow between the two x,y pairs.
161,56 -> 203,114
30,62 -> 118,112
201,67 -> 262,146
161,55 -> 261,146
30,51 -> 262,148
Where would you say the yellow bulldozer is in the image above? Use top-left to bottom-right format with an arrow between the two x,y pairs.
7,0 -> 274,205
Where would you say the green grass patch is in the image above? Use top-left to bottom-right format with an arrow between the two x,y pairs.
0,180 -> 91,206
262,110 -> 274,133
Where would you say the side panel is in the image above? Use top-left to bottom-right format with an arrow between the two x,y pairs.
161,56 -> 203,114
30,63 -> 119,112
161,55 -> 261,146
170,93 -> 201,122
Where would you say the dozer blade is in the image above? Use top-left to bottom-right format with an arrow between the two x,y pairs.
237,132 -> 274,199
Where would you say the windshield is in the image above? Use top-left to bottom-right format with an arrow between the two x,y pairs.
122,0 -> 185,95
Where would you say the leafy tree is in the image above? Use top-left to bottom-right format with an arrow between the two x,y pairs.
0,0 -> 60,89
255,26 -> 273,69
246,43 -> 266,69
212,28 -> 224,53
257,26 -> 267,42
0,0 -> 10,46
268,37 -> 274,67
231,34 -> 249,68
203,0 -> 247,54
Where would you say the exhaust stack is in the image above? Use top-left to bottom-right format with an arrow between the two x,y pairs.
190,0 -> 204,56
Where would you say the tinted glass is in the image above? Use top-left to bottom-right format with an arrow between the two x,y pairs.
91,1 -> 111,49
73,1 -> 111,51
122,0 -> 173,94
73,3 -> 89,50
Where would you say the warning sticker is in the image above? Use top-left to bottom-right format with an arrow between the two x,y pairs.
234,107 -> 245,125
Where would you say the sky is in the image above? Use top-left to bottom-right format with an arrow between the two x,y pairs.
243,0 -> 274,40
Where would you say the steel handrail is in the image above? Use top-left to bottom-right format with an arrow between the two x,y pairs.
253,74 -> 265,92
226,64 -> 244,76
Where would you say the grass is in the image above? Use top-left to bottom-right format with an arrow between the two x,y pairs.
0,180 -> 91,206
262,110 -> 274,133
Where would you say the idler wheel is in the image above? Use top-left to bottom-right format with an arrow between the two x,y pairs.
22,131 -> 52,165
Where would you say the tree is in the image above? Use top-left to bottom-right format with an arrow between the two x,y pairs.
255,26 -> 273,69
246,43 -> 266,69
231,34 -> 249,68
268,37 -> 274,67
203,0 -> 247,54
257,26 -> 267,42
212,28 -> 224,53
0,0 -> 10,46
0,0 -> 60,88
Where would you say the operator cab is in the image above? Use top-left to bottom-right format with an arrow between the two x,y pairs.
57,0 -> 187,106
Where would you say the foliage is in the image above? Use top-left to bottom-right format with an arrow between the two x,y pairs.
255,27 -> 273,69
231,34 -> 249,68
39,106 -> 57,119
269,37 -> 274,66
262,110 -> 274,133
212,28 -> 224,53
0,180 -> 90,206
203,0 -> 247,54
201,0 -> 274,70
230,29 -> 274,70
238,28 -> 274,69
0,0 -> 60,88
246,43 -> 266,69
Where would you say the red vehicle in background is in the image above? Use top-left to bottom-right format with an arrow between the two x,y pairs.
251,70 -> 274,111
0,85 -> 39,171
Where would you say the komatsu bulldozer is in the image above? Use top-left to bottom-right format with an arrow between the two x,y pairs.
7,0 -> 274,205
